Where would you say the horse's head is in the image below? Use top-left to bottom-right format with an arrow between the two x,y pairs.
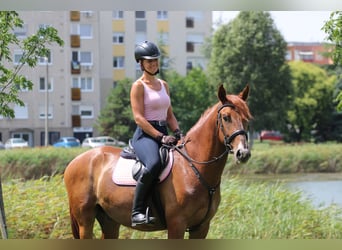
217,84 -> 252,164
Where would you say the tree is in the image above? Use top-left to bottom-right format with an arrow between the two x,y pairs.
287,61 -> 336,142
208,11 -> 292,133
0,11 -> 64,118
323,11 -> 342,111
95,78 -> 136,142
167,67 -> 215,133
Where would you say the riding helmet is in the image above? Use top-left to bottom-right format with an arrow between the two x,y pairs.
134,41 -> 160,63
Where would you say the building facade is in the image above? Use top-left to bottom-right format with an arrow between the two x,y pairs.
286,42 -> 333,65
0,11 -> 212,147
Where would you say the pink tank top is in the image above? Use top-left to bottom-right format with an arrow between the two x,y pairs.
141,79 -> 170,121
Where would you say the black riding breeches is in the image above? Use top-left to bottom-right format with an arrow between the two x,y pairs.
132,125 -> 168,180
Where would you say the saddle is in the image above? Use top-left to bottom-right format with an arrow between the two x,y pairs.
113,140 -> 172,184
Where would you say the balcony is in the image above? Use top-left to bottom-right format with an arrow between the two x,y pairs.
70,35 -> 80,48
70,11 -> 80,21
71,88 -> 81,101
71,61 -> 81,74
71,115 -> 81,127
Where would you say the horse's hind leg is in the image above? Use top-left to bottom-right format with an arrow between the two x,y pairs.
188,222 -> 210,239
96,206 -> 120,239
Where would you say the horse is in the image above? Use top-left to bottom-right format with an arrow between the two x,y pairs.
63,84 -> 252,239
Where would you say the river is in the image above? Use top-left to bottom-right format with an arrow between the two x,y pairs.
239,173 -> 342,209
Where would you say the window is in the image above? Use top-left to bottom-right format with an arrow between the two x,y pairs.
113,11 -> 124,19
72,77 -> 93,91
39,105 -> 53,119
187,33 -> 204,44
13,51 -> 23,65
113,32 -> 124,44
70,24 -> 92,38
157,11 -> 168,20
136,20 -> 147,32
80,24 -> 92,38
135,11 -> 145,19
38,51 -> 52,65
13,24 -> 28,38
113,56 -> 125,68
39,24 -> 50,30
80,105 -> 94,119
186,42 -> 194,52
80,51 -> 92,65
72,105 -> 79,115
14,104 -> 28,119
186,17 -> 194,28
39,77 -> 53,91
299,51 -> 314,62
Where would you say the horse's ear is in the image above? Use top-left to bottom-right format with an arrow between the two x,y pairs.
239,84 -> 249,101
218,84 -> 228,103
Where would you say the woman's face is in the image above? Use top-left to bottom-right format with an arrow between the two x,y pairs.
142,59 -> 159,74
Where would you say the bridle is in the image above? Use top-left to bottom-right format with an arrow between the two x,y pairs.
217,103 -> 249,154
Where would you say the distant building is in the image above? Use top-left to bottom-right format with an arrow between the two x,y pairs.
286,42 -> 333,65
0,11 -> 212,147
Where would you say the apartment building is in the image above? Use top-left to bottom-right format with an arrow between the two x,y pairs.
286,42 -> 333,65
0,11 -> 212,147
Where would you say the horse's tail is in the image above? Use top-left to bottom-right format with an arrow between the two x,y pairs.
69,208 -> 80,239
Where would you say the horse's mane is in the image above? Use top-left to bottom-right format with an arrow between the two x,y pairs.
186,94 -> 252,135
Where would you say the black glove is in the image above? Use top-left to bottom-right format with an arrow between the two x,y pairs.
173,129 -> 183,141
161,135 -> 178,145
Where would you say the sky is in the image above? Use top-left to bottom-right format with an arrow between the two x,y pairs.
212,11 -> 332,43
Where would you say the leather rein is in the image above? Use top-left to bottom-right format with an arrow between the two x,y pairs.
170,103 -> 248,232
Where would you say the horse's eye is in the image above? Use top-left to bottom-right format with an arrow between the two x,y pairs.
223,115 -> 231,123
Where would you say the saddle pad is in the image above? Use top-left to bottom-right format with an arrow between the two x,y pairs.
112,150 -> 173,186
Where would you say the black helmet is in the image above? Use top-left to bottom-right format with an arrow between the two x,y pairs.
135,41 -> 160,63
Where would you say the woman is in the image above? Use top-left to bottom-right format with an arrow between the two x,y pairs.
130,41 -> 182,226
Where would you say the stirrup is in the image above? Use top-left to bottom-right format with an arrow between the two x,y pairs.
131,207 -> 155,227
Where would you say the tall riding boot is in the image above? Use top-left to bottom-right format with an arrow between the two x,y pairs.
131,170 -> 156,226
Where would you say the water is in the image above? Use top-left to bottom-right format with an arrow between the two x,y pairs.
240,173 -> 342,208
287,178 -> 342,208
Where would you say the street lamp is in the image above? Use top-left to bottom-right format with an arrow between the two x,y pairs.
44,56 -> 49,146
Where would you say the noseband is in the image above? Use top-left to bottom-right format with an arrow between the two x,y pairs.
217,103 -> 248,153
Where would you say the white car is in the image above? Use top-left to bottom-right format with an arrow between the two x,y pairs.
81,137 -> 104,148
5,138 -> 29,149
96,136 -> 126,147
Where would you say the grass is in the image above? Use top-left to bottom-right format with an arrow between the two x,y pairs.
2,175 -> 342,239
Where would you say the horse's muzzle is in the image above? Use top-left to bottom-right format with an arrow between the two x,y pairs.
235,148 -> 251,164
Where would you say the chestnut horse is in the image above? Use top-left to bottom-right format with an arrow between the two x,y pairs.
64,84 -> 252,239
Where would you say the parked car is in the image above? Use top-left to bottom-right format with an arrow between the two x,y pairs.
259,130 -> 283,142
81,137 -> 103,148
0,141 -> 5,150
4,138 -> 29,149
96,136 -> 126,147
53,137 -> 80,148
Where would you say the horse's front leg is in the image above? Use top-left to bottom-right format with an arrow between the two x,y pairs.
166,217 -> 187,239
